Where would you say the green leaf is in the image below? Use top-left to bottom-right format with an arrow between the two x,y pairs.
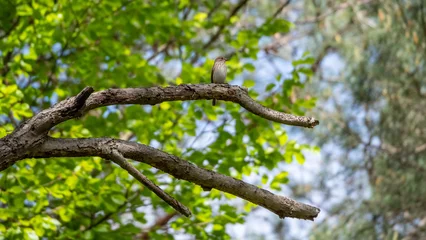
213,224 -> 224,231
57,207 -> 73,222
278,133 -> 288,145
294,152 -> 305,164
0,127 -> 6,138
270,171 -> 289,190
9,186 -> 22,194
265,83 -> 275,91
260,19 -> 293,35
16,4 -> 33,16
111,194 -> 126,205
193,12 -> 207,22
244,63 -> 255,72
20,61 -> 33,72
24,47 -> 38,61
292,57 -> 315,66
243,79 -> 255,88
297,67 -> 313,77
65,175 -> 78,190
261,174 -> 268,184
23,228 -> 39,240
3,85 -> 18,95
178,0 -> 190,8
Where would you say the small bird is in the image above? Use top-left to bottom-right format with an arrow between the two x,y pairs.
211,56 -> 228,106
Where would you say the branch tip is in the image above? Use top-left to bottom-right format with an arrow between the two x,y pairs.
74,86 -> 94,109
105,148 -> 192,217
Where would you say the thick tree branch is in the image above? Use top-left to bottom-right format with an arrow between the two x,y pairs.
0,87 -> 94,170
0,84 -> 318,170
29,137 -> 320,220
0,84 -> 320,220
83,84 -> 319,128
103,147 -> 191,217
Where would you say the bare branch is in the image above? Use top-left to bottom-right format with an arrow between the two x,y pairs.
84,84 -> 319,128
271,0 -> 291,19
0,84 -> 318,171
0,84 -> 320,220
29,137 -> 320,220
0,86 -> 94,170
103,147 -> 191,217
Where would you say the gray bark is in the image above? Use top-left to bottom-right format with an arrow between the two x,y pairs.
0,84 -> 320,220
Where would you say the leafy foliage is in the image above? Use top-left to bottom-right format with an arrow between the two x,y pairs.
0,0 -> 316,239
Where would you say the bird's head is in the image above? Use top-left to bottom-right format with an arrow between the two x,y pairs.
215,56 -> 228,62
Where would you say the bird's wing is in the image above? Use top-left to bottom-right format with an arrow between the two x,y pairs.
211,63 -> 214,83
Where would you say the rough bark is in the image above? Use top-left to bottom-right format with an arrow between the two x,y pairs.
83,84 -> 319,128
0,84 -> 320,220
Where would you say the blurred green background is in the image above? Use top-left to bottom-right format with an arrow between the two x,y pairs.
0,0 -> 425,239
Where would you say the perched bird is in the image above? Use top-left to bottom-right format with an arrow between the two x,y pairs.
211,56 -> 228,106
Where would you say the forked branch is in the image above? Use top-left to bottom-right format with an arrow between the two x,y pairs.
30,137 -> 320,220
103,147 -> 191,217
0,84 -> 320,220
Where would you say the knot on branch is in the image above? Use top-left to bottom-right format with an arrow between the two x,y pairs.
73,87 -> 95,111
58,86 -> 94,117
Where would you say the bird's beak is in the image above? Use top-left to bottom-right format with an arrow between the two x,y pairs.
224,58 -> 229,61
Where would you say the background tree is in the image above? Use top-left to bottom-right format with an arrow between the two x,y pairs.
278,0 -> 426,239
224,1 -> 426,239
0,0 -> 319,239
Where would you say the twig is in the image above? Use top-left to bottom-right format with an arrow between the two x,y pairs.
271,0 -> 291,19
191,0 -> 250,64
207,1 -> 225,19
103,147 -> 191,217
0,17 -> 20,39
139,212 -> 178,239
203,0 -> 249,49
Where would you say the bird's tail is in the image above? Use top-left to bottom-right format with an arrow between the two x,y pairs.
212,99 -> 216,106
